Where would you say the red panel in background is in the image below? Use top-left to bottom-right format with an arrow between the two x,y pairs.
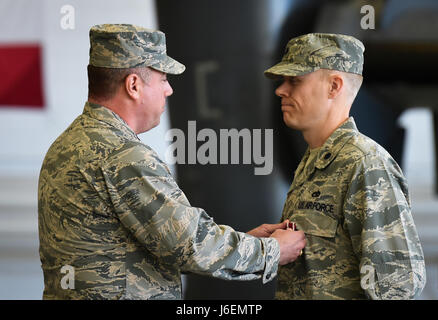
0,44 -> 44,108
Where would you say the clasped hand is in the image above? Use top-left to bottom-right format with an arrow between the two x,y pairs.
247,220 -> 306,265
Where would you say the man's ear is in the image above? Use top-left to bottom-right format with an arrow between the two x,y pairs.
124,73 -> 142,100
328,73 -> 343,99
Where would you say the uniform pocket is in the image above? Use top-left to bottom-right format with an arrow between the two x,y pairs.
291,210 -> 339,271
292,210 -> 338,238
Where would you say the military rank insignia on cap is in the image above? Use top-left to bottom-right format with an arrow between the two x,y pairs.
89,24 -> 185,74
264,33 -> 364,79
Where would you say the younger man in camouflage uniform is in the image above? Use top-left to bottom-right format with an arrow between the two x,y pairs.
264,33 -> 426,299
38,24 -> 306,299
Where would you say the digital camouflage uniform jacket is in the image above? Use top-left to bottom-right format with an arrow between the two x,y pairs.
276,117 -> 426,300
38,102 -> 280,300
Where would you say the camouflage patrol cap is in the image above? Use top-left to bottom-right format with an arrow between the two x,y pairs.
89,24 -> 185,74
264,33 -> 364,79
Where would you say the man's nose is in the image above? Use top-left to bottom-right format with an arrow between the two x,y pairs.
165,82 -> 173,97
275,81 -> 289,98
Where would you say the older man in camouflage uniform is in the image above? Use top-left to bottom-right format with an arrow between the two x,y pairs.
264,33 -> 426,299
38,24 -> 306,300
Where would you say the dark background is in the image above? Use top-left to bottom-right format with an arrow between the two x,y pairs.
156,0 -> 438,299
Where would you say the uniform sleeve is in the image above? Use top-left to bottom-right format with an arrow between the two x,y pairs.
343,154 -> 426,299
102,157 -> 279,284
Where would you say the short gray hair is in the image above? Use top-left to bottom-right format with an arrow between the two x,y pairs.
87,66 -> 151,101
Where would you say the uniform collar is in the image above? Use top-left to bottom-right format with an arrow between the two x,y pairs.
83,101 -> 140,141
293,117 -> 358,186
314,117 -> 358,169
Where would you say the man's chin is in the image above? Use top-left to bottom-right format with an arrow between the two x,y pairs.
283,114 -> 298,129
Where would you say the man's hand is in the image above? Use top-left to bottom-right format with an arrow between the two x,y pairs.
270,229 -> 306,265
247,221 -> 289,238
